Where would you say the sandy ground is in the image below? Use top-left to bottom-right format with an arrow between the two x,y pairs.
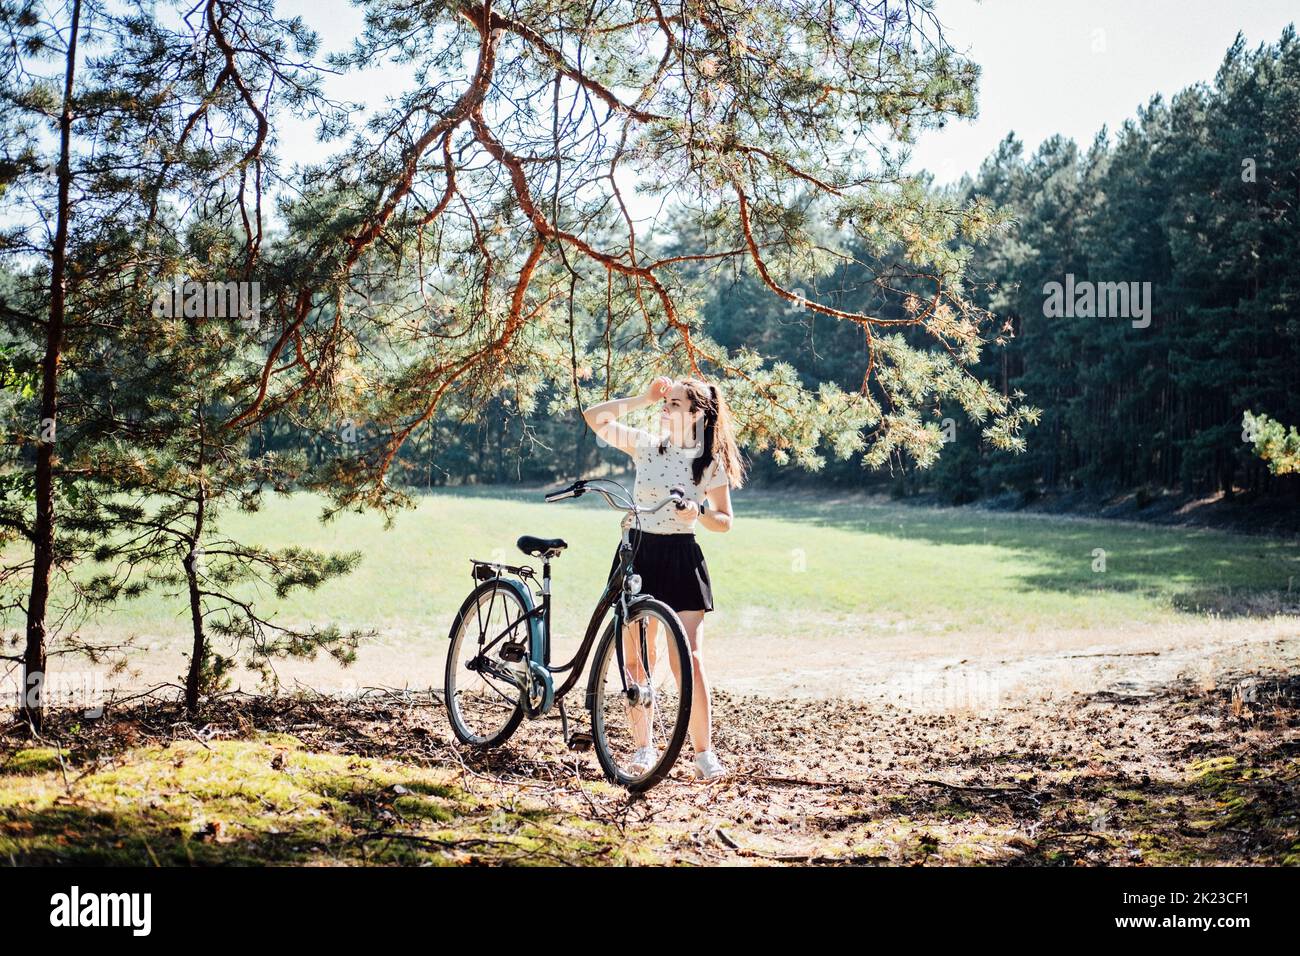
725,617 -> 1300,709
12,613 -> 1296,717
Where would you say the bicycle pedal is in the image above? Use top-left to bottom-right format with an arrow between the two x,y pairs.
566,731 -> 594,751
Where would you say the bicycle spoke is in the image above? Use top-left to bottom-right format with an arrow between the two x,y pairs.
476,661 -> 525,703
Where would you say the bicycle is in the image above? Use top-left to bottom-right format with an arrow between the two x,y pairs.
443,477 -> 696,792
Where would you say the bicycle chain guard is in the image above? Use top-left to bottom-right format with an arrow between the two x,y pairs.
524,660 -> 554,718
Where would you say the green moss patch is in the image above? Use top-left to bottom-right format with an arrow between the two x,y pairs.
0,733 -> 659,866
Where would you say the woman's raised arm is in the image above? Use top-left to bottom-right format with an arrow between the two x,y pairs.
583,377 -> 672,456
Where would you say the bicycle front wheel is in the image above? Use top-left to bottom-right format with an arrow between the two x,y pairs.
588,597 -> 693,792
445,580 -> 529,747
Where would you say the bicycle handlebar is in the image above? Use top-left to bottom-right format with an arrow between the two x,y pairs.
543,478 -> 686,516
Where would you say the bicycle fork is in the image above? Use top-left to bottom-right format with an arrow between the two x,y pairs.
566,589 -> 650,753
614,596 -> 653,703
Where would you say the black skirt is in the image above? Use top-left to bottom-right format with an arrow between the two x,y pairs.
606,528 -> 714,614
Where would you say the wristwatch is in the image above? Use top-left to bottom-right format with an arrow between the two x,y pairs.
699,499 -> 708,516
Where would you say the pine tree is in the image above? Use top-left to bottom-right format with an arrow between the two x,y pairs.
209,0 -> 1035,514
0,0 -> 356,725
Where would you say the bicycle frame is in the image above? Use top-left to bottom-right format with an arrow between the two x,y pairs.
465,479 -> 681,719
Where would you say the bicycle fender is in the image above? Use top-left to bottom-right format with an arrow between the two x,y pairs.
486,576 -> 554,717
488,576 -> 546,664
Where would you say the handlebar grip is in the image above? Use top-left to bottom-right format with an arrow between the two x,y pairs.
544,480 -> 587,503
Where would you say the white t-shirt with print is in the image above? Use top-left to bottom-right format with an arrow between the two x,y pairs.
600,420 -> 729,533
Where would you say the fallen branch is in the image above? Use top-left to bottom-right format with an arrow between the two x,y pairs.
742,772 -> 866,791
920,778 -> 1044,807
715,826 -> 887,865
1065,652 -> 1162,659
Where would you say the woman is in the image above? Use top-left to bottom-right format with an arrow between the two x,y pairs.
582,376 -> 746,781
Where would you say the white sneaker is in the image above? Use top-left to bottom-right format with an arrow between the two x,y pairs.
693,750 -> 727,781
627,745 -> 658,775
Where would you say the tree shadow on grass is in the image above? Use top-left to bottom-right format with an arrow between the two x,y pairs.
418,484 -> 1300,618
735,493 -> 1300,619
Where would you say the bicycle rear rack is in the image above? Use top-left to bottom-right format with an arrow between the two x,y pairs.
470,558 -> 536,583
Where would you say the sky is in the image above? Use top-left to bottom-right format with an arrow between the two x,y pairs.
272,0 -> 1300,194
909,0 -> 1299,183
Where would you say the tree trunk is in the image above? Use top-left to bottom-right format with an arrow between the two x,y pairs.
183,501 -> 208,714
184,411 -> 208,715
23,0 -> 82,733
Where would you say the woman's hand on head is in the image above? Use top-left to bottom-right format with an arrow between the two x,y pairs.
645,376 -> 673,401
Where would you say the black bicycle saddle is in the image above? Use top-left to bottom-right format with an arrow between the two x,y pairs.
517,535 -> 569,557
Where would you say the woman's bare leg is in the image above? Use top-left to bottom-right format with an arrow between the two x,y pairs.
674,610 -> 712,753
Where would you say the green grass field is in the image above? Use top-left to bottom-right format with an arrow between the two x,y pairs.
20,485 -> 1299,656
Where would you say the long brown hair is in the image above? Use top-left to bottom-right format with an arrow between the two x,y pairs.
656,377 -> 747,489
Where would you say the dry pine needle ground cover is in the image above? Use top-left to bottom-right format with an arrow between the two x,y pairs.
2,662 -> 1297,866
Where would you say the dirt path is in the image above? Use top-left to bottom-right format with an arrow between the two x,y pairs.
31,615 -> 1297,712
713,618 -> 1299,706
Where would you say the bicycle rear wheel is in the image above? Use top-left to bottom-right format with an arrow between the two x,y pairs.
588,598 -> 693,792
445,580 -> 529,747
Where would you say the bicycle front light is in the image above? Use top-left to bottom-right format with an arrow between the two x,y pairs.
625,574 -> 642,594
